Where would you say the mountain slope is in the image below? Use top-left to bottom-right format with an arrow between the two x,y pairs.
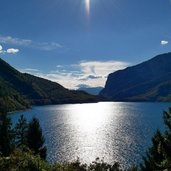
0,58 -> 98,112
100,52 -> 171,101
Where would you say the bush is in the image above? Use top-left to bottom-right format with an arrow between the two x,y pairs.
0,149 -> 50,171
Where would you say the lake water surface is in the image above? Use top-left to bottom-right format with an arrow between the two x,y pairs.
11,102 -> 171,169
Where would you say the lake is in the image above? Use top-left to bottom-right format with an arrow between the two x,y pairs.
11,102 -> 171,169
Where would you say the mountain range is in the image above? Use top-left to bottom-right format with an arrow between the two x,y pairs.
0,58 -> 98,112
1,51 -> 171,113
77,85 -> 103,95
100,52 -> 171,102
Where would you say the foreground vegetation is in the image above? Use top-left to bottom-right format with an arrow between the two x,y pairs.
1,108 -> 171,170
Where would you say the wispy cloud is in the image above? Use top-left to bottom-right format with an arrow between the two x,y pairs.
35,42 -> 63,51
0,35 -> 63,51
78,60 -> 129,77
0,45 -> 19,54
20,60 -> 130,89
79,75 -> 103,81
22,68 -> 40,72
0,35 -> 32,46
161,40 -> 169,45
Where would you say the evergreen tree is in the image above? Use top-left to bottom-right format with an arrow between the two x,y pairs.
27,117 -> 47,159
0,113 -> 14,156
140,108 -> 171,170
15,114 -> 28,149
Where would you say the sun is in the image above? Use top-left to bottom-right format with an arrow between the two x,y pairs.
85,0 -> 90,16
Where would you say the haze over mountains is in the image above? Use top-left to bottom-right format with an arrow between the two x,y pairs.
100,52 -> 171,102
77,84 -> 103,95
0,58 -> 97,112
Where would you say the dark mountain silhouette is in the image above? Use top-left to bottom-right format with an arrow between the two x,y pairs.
100,52 -> 171,102
0,58 -> 98,112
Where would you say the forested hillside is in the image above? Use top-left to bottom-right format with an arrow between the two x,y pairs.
0,58 -> 98,112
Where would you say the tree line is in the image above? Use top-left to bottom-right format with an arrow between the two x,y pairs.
0,112 -> 46,160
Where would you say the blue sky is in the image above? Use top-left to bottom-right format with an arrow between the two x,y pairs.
0,0 -> 171,89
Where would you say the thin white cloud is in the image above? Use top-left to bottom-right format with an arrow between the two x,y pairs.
36,42 -> 63,51
0,36 -> 32,46
22,68 -> 40,72
20,60 -> 130,89
0,35 -> 63,51
7,48 -> 19,54
161,40 -> 169,45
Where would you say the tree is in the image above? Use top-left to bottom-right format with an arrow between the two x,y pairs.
15,114 -> 28,149
140,108 -> 171,170
88,158 -> 122,171
0,113 -> 14,156
27,117 -> 47,159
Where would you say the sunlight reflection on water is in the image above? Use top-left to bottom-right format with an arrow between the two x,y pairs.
11,102 -> 171,169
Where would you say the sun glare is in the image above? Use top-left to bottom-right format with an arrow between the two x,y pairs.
85,0 -> 90,16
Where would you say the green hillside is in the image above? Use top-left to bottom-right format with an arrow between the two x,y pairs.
0,58 -> 98,112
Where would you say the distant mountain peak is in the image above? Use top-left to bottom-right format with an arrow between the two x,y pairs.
77,84 -> 103,95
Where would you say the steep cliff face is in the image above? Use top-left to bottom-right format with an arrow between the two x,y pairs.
0,58 -> 98,112
100,52 -> 171,101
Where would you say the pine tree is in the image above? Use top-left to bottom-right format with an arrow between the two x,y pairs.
0,113 -> 14,156
15,114 -> 28,149
27,117 -> 47,159
141,108 -> 171,170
